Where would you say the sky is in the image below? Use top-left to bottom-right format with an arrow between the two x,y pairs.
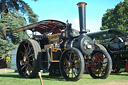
25,0 -> 124,33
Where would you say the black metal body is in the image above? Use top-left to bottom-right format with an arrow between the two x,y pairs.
59,25 -> 94,56
38,2 -> 95,74
105,36 -> 128,72
87,28 -> 128,73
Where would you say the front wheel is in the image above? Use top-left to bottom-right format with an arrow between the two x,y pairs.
88,49 -> 112,79
59,47 -> 84,81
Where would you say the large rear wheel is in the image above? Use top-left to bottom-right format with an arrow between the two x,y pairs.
16,39 -> 41,78
60,47 -> 84,81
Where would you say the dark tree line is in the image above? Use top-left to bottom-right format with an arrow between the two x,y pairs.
101,0 -> 128,31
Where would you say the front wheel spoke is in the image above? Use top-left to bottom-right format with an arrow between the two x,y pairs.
65,68 -> 70,73
102,62 -> 108,64
26,65 -> 32,75
92,57 -> 97,62
23,70 -> 27,76
97,68 -> 103,75
23,45 -> 27,54
69,52 -> 73,62
72,68 -> 73,78
73,68 -> 78,77
66,68 -> 70,76
27,64 -> 33,73
97,69 -> 101,76
20,60 -> 24,65
20,51 -> 25,56
67,71 -> 70,77
64,58 -> 69,65
98,53 -> 103,57
29,59 -> 34,62
92,68 -> 97,73
98,73 -> 100,77
95,54 -> 102,61
100,68 -> 105,76
64,64 -> 69,68
102,65 -> 107,68
74,67 -> 79,74
27,47 -> 32,55
26,43 -> 30,53
103,57 -> 106,60
21,62 -> 28,70
73,56 -> 77,62
29,53 -> 34,58
73,63 -> 80,68
94,54 -> 100,60
24,68 -> 29,76
101,67 -> 106,72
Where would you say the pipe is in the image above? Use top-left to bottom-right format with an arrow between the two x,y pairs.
77,2 -> 87,34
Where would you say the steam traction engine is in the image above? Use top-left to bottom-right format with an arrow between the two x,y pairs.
15,2 -> 112,81
87,28 -> 128,73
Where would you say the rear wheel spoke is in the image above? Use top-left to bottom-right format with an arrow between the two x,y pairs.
17,39 -> 41,78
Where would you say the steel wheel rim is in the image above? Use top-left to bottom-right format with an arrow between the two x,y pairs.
62,50 -> 81,79
17,40 -> 35,77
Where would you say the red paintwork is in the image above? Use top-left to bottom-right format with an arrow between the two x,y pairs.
126,60 -> 128,72
31,22 -> 65,34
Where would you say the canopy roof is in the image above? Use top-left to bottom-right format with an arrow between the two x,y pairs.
12,20 -> 66,34
87,28 -> 127,40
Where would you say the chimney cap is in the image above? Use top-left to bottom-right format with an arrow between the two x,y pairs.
77,2 -> 87,7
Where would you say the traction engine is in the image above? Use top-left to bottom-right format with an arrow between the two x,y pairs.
15,2 -> 112,81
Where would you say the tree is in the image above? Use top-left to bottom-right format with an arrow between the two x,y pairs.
0,11 -> 29,43
100,0 -> 128,31
0,0 -> 38,58
0,0 -> 38,23
0,11 -> 29,57
0,38 -> 16,57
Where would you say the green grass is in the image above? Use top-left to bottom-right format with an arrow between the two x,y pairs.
0,72 -> 128,85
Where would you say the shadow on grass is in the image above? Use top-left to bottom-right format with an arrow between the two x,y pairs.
111,72 -> 128,76
41,75 -> 65,81
0,73 -> 65,81
1,73 -> 88,81
0,73 -> 22,78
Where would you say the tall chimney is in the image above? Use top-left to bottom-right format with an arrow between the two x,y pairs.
77,2 -> 87,34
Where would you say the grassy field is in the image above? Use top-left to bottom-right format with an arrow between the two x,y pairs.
0,72 -> 128,85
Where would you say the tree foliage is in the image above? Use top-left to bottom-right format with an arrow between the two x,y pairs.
0,11 -> 29,57
0,0 -> 38,57
0,0 -> 38,23
0,38 -> 16,57
100,0 -> 128,31
0,12 -> 29,43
